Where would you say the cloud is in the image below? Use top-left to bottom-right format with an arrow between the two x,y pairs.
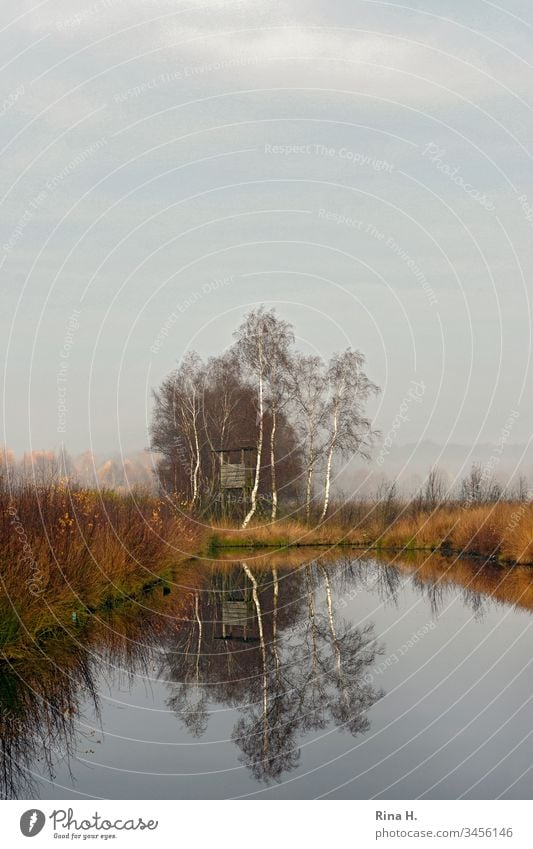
23,6 -> 528,113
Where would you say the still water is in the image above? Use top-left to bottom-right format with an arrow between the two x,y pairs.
2,551 -> 533,799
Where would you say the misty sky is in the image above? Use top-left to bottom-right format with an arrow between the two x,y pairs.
1,0 -> 532,465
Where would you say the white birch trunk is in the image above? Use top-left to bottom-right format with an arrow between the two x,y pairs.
242,562 -> 269,754
191,406 -> 201,506
194,592 -> 202,685
242,365 -> 264,528
272,567 -> 280,676
303,410 -> 313,523
270,406 -> 278,520
319,406 -> 338,523
305,565 -> 318,671
320,565 -> 348,709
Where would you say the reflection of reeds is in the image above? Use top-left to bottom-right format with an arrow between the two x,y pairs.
0,569 -> 200,798
0,649 -> 91,798
202,546 -> 345,571
373,549 -> 533,615
207,545 -> 533,620
0,484 -> 200,656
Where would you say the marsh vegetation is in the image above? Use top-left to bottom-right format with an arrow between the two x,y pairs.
0,480 -> 198,657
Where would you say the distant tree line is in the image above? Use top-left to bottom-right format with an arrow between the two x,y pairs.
357,464 -> 532,530
3,451 -> 526,509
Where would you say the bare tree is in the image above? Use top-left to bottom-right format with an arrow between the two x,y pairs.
319,349 -> 378,522
20,451 -> 68,487
264,327 -> 295,520
460,463 -> 484,505
151,346 -> 300,514
289,354 -> 328,523
0,446 -> 16,489
375,478 -> 400,526
233,308 -> 294,528
201,351 -> 244,500
423,466 -> 447,510
460,463 -> 502,505
150,307 -> 379,521
512,474 -> 529,502
150,352 -> 204,505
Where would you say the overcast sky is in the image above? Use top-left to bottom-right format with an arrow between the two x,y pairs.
1,0 -> 533,464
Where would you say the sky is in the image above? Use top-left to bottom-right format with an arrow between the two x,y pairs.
1,0 -> 533,477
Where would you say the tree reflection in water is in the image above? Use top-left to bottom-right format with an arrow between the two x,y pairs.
5,550 -> 522,797
163,559 -> 384,782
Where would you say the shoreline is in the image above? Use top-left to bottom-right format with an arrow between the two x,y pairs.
206,537 -> 529,566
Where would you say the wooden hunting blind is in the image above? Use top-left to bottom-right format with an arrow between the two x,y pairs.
213,447 -> 255,491
215,569 -> 258,642
221,599 -> 252,639
221,464 -> 247,489
212,446 -> 256,516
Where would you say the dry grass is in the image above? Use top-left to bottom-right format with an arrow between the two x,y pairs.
208,501 -> 533,565
207,517 -> 369,549
196,545 -> 346,571
0,483 -> 200,654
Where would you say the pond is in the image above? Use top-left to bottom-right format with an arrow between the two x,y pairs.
1,550 -> 533,799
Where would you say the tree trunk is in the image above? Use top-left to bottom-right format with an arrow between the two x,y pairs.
319,407 -> 338,523
305,418 -> 315,524
305,463 -> 314,524
320,565 -> 346,705
272,567 -> 280,677
305,565 -> 318,671
242,368 -> 264,528
194,592 -> 202,685
242,562 -> 269,755
270,406 -> 278,520
191,408 -> 201,506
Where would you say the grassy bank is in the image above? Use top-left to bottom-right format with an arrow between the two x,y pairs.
0,483 -> 200,656
4,486 -> 533,657
206,500 -> 533,565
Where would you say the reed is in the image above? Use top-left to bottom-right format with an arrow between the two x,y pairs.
207,500 -> 533,565
0,482 -> 200,655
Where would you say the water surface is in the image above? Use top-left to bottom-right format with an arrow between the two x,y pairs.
2,551 -> 532,799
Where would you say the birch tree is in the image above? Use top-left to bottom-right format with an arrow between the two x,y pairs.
233,308 -> 294,528
150,352 -> 204,505
151,345 -> 301,512
289,354 -> 328,523
264,326 -> 294,520
319,349 -> 378,522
